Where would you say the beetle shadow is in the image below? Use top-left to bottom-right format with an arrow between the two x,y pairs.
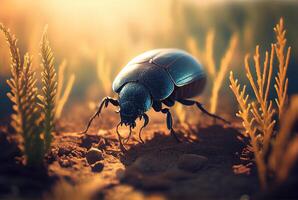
120,123 -> 246,162
111,123 -> 253,196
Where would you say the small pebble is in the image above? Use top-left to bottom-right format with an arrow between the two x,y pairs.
132,155 -> 168,173
116,168 -> 125,180
177,154 -> 207,172
91,161 -> 104,172
58,145 -> 72,156
58,157 -> 73,168
81,135 -> 100,149
86,148 -> 104,165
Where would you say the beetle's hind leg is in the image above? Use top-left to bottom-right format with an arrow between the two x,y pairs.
80,97 -> 119,134
176,99 -> 230,124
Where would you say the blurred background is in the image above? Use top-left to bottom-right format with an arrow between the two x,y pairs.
0,0 -> 297,120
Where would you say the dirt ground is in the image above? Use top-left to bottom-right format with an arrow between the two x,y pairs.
0,105 -> 296,200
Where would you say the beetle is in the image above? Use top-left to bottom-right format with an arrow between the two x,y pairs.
82,49 -> 228,150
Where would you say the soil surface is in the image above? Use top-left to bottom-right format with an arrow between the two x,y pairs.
1,106 -> 296,200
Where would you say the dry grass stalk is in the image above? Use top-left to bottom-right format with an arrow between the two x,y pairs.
273,18 -> 291,119
1,23 -> 44,166
269,95 -> 298,183
56,60 -> 67,105
40,26 -> 57,151
205,30 -> 216,78
187,31 -> 238,114
97,51 -> 112,96
277,136 -> 298,182
186,36 -> 204,64
173,103 -> 187,124
55,59 -> 75,120
210,34 -> 238,113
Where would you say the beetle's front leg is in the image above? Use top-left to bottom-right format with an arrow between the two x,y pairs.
81,97 -> 119,134
161,108 -> 181,142
116,122 -> 127,152
152,101 -> 180,142
138,113 -> 149,143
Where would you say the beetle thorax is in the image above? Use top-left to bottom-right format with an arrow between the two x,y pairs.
118,82 -> 152,127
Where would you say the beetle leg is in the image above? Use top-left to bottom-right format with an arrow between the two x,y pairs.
123,126 -> 132,144
116,122 -> 127,152
80,97 -> 119,134
161,108 -> 181,142
176,99 -> 230,124
107,97 -> 120,107
138,113 -> 149,143
162,98 -> 175,107
152,101 -> 162,112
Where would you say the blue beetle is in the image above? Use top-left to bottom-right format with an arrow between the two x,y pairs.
82,49 -> 228,150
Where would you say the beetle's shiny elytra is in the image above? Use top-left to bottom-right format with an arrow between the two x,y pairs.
82,49 -> 228,151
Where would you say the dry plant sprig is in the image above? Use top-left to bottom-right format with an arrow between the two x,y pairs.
1,24 -> 44,166
230,18 -> 293,190
0,24 -> 22,132
229,72 -> 267,189
55,59 -> 75,120
229,45 -> 276,190
233,44 -> 276,189
245,45 -> 275,155
21,54 -> 44,165
0,24 -> 21,79
40,26 -> 57,151
1,24 -> 70,167
274,18 -> 291,119
229,72 -> 255,138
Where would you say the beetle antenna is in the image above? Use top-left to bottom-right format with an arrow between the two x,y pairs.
80,109 -> 101,134
80,97 -> 119,134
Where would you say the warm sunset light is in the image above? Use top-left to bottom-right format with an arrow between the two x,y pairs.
0,0 -> 297,199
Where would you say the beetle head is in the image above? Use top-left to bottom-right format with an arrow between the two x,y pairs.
118,82 -> 152,127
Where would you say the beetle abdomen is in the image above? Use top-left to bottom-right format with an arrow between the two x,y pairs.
171,75 -> 206,99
